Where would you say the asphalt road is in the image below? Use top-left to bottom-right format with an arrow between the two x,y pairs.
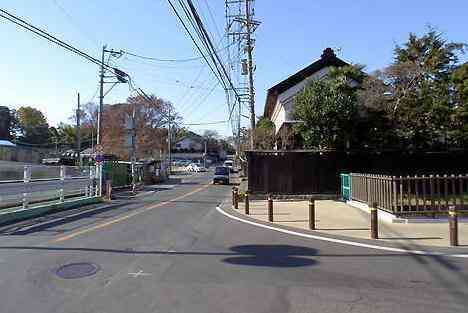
0,170 -> 468,313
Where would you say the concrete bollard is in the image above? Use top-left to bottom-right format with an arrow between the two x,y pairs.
309,198 -> 315,230
371,201 -> 379,239
268,194 -> 273,222
106,180 -> 113,201
245,191 -> 250,215
449,205 -> 458,246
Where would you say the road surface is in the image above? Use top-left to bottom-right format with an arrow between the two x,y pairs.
0,171 -> 467,313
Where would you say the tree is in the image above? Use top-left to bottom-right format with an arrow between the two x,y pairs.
101,95 -> 178,159
254,117 -> 275,150
202,130 -> 220,152
292,65 -> 361,149
450,63 -> 468,146
452,62 -> 468,105
15,106 -> 50,144
358,29 -> 466,150
0,106 -> 11,140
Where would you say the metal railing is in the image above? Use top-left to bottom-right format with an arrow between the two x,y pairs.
0,164 -> 96,210
350,173 -> 468,215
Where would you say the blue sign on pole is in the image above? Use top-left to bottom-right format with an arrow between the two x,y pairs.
95,154 -> 104,163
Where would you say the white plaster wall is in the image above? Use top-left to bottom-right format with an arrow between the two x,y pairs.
271,67 -> 332,134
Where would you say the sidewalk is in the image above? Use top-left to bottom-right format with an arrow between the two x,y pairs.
236,199 -> 468,248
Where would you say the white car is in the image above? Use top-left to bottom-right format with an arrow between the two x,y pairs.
186,163 -> 207,172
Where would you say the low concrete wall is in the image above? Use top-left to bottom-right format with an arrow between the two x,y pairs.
0,146 -> 43,163
0,197 -> 102,226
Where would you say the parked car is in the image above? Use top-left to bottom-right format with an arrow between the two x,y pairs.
213,166 -> 230,185
187,163 -> 207,172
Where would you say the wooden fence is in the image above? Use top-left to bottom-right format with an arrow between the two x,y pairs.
351,173 -> 468,215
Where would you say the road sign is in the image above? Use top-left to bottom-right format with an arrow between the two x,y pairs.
95,154 -> 104,163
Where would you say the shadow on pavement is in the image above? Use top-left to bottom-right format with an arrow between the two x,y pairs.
224,245 -> 318,267
0,244 -> 322,267
0,202 -> 132,236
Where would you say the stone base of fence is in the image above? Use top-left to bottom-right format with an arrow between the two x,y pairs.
245,193 -> 338,201
347,200 -> 468,224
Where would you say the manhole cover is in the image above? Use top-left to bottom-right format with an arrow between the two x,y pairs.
55,262 -> 100,279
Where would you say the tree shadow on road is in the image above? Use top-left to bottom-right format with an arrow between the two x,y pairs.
223,245 -> 318,267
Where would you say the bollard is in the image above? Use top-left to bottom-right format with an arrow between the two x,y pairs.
449,205 -> 458,246
268,194 -> 273,222
232,187 -> 236,208
106,180 -> 113,201
234,188 -> 239,210
245,191 -> 250,215
370,202 -> 379,239
309,198 -> 315,230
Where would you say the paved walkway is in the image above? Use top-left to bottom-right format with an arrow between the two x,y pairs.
237,199 -> 468,248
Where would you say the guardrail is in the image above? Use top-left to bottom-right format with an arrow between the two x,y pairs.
350,173 -> 468,215
0,165 -> 96,210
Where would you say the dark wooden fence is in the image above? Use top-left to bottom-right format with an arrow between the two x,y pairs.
246,150 -> 468,196
351,173 -> 468,215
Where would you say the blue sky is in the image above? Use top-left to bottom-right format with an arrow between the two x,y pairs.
1,0 -> 467,137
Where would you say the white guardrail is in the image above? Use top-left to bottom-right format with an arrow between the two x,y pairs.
0,165 -> 96,210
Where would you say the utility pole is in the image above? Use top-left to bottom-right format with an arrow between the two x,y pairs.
96,45 -> 106,197
94,45 -> 128,197
225,0 -> 259,151
131,103 -> 136,194
167,108 -> 172,174
204,141 -> 207,168
76,92 -> 81,166
245,0 -> 255,150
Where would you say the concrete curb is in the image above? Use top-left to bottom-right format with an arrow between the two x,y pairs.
0,197 -> 103,226
216,201 -> 468,258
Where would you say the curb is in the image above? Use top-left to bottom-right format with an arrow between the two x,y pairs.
0,197 -> 103,226
216,202 -> 468,259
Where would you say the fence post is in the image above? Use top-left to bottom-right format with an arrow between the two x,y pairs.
106,180 -> 113,201
371,201 -> 379,239
59,165 -> 65,202
268,194 -> 273,222
309,198 -> 315,230
89,166 -> 95,197
22,165 -> 31,209
245,191 -> 250,215
448,205 -> 458,246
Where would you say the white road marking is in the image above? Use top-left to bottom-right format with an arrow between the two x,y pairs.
215,205 -> 468,259
128,270 -> 152,278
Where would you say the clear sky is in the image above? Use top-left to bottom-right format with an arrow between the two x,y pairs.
1,0 -> 467,137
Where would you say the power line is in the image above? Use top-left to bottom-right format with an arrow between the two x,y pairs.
50,0 -> 99,47
182,120 -> 228,126
121,41 -> 237,63
166,0 -> 227,90
0,8 -> 127,82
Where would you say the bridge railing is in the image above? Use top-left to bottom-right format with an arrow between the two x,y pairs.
0,164 -> 96,210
